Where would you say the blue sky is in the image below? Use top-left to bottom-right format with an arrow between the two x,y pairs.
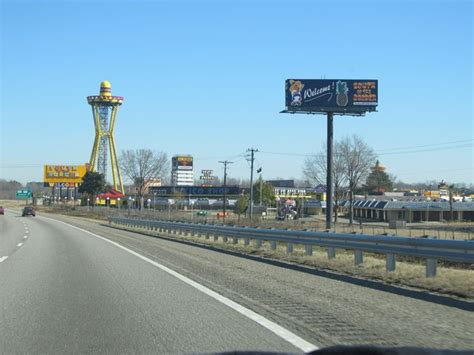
1,0 -> 472,185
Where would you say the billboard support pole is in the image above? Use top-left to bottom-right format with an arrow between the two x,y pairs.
326,112 -> 334,230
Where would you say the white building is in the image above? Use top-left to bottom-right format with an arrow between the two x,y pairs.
171,155 -> 194,186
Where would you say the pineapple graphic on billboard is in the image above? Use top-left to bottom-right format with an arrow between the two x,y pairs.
336,81 -> 348,106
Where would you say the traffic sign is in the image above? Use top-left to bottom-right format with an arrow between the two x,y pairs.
16,190 -> 32,199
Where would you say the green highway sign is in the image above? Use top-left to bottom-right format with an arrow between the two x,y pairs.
16,190 -> 32,199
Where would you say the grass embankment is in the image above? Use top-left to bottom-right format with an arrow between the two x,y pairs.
113,223 -> 474,299
0,199 -> 29,209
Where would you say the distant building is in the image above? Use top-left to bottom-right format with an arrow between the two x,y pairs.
267,180 -> 295,188
312,184 -> 327,201
144,178 -> 162,194
171,155 -> 194,186
339,199 -> 474,222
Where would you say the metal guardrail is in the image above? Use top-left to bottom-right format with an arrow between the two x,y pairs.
109,217 -> 474,277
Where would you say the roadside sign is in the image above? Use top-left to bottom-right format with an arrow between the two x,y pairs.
16,190 -> 32,199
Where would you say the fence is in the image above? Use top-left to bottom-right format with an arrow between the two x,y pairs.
109,217 -> 474,278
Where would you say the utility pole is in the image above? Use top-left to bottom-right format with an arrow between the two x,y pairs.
219,160 -> 233,221
247,148 -> 258,219
449,184 -> 454,222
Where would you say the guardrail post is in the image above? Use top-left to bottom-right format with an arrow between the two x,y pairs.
386,254 -> 396,272
223,236 -> 228,243
328,247 -> 336,259
270,241 -> 277,250
205,233 -> 210,240
244,238 -> 250,246
232,237 -> 238,244
255,239 -> 262,249
305,245 -> 313,256
213,235 -> 219,241
426,259 -> 437,277
355,250 -> 363,265
286,243 -> 293,254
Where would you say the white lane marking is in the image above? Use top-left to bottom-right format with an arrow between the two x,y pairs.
24,235 -> 28,239
42,216 -> 319,352
17,242 -> 23,247
0,256 -> 8,263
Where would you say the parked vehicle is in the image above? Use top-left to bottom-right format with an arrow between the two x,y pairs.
0,206 -> 4,215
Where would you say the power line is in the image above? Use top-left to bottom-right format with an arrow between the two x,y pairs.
376,139 -> 473,152
378,143 -> 472,156
259,141 -> 473,158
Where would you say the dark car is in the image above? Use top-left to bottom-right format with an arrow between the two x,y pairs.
0,206 -> 4,215
22,206 -> 35,217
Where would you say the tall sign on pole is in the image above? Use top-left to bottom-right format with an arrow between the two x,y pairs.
87,81 -> 124,194
281,79 -> 378,229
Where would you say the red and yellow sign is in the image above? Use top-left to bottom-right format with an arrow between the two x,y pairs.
44,165 -> 87,184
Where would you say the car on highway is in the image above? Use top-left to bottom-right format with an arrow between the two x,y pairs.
197,210 -> 208,216
0,206 -> 4,215
22,206 -> 36,217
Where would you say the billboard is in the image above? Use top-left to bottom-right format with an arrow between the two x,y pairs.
285,79 -> 378,113
150,186 -> 241,196
172,156 -> 193,170
44,165 -> 87,184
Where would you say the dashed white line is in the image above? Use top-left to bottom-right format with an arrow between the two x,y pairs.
24,235 -> 28,239
17,242 -> 23,247
0,256 -> 8,263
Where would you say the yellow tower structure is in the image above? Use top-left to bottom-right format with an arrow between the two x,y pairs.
87,81 -> 124,194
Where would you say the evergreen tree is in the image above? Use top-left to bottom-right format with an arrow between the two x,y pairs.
253,177 -> 275,206
78,172 -> 106,205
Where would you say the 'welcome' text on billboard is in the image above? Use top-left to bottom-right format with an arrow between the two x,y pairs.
285,79 -> 378,113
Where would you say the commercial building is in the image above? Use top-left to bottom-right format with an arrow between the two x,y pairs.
340,200 -> 474,222
144,178 -> 162,194
267,180 -> 326,201
171,155 -> 194,186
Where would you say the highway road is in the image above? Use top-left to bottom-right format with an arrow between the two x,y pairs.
1,210 -> 473,353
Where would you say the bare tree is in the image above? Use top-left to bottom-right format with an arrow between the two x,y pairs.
303,142 -> 348,222
120,149 -> 169,208
339,135 -> 377,224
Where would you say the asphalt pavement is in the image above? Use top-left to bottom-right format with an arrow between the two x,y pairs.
1,210 -> 473,353
0,210 -> 308,353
